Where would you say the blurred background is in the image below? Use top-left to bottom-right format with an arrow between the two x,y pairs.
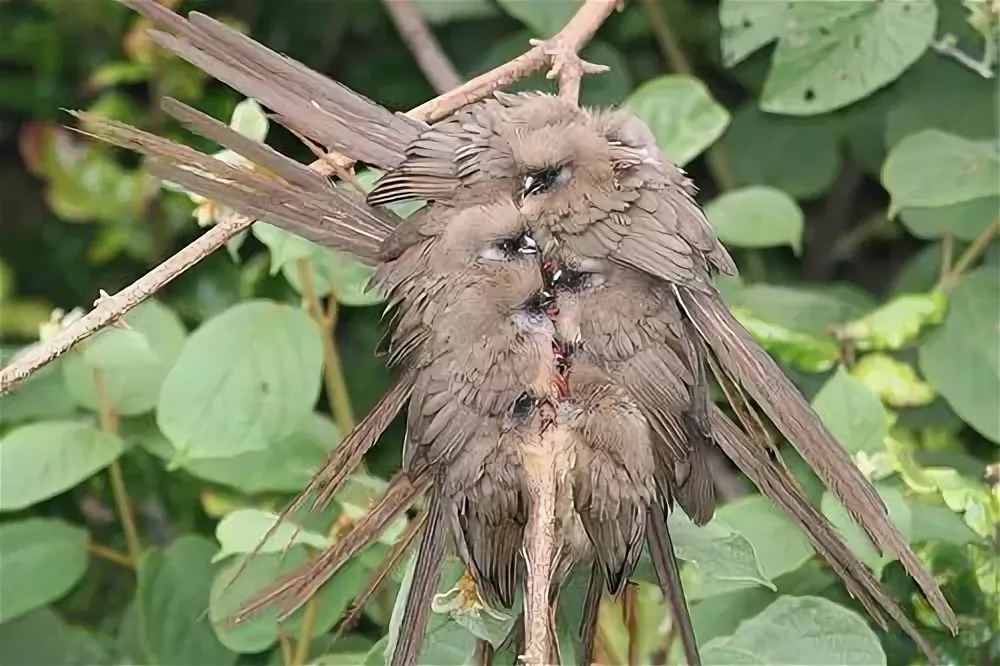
0,1 -> 997,665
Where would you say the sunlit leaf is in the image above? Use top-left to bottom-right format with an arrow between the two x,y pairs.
705,186 -> 804,253
835,291 -> 947,351
812,366 -> 889,454
213,509 -> 330,562
851,353 -> 936,407
733,309 -> 841,373
228,98 -> 268,142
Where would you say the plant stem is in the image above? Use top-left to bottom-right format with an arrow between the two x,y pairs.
93,368 -> 142,566
297,258 -> 356,433
278,631 -> 294,666
938,220 -> 999,290
87,542 -> 133,568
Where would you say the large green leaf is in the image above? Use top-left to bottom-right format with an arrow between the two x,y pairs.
626,75 -> 730,166
722,106 -> 840,199
156,300 -> 323,460
900,197 -> 1000,242
718,0 -> 787,67
137,536 -> 235,666
0,350 -> 76,424
213,509 -> 330,562
733,284 -> 875,336
0,519 -> 88,623
702,596 -> 886,665
716,495 -> 814,580
0,608 -> 77,664
812,366 -> 890,454
919,269 -> 1000,443
705,186 -> 804,253
882,130 -> 1000,217
62,299 -> 187,416
0,420 -> 124,510
139,412 -> 339,494
760,0 -> 936,115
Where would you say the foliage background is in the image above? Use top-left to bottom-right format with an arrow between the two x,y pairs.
0,0 -> 997,664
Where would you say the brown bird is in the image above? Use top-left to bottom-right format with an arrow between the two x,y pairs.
362,91 -> 959,649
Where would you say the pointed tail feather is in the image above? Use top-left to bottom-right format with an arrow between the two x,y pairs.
578,563 -> 603,666
680,289 -> 957,632
709,406 -> 942,664
231,470 -> 429,624
389,490 -> 449,666
647,503 -> 701,666
70,111 -> 395,263
120,0 -> 421,169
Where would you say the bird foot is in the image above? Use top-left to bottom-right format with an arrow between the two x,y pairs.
529,38 -> 610,81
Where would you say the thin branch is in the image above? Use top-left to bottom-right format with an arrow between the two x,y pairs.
383,0 -> 462,94
94,368 -> 143,565
931,37 -> 996,79
87,542 -> 133,568
0,0 -> 620,399
938,220 -> 1000,290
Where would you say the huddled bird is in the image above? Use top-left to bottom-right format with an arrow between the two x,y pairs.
79,2 -> 958,665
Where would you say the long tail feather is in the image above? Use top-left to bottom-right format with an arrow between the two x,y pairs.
389,490 -> 449,666
709,405 -> 942,664
680,289 -> 957,632
578,563 -> 603,666
647,503 -> 701,666
232,471 -> 429,624
69,110 -> 396,263
119,0 -> 421,169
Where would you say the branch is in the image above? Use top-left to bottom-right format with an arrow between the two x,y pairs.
382,0 -> 462,94
0,0 -> 618,398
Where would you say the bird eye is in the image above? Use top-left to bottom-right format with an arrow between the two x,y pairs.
550,269 -> 591,291
520,164 -> 570,199
511,392 -> 539,421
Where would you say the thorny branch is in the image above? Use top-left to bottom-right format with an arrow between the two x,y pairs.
0,0 -> 620,398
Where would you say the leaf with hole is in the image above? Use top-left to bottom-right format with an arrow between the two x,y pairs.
156,300 -> 323,460
719,0 -> 788,67
883,130 -> 1000,218
919,269 -> 1000,443
626,75 -> 730,166
0,420 -> 124,511
705,186 -> 804,253
0,519 -> 89,623
761,0 -> 937,116
62,299 -> 187,416
137,536 -> 235,666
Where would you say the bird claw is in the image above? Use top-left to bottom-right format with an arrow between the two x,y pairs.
528,37 -> 610,83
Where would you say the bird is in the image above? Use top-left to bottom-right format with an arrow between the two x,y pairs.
87,2 -> 957,660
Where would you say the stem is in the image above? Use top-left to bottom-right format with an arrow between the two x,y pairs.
292,600 -> 319,666
296,258 -> 355,433
93,368 -> 142,565
87,542 -> 133,568
938,220 -> 999,290
278,632 -> 294,666
624,585 -> 639,665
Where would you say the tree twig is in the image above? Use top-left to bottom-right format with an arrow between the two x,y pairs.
382,0 -> 462,93
0,0 -> 620,399
937,220 -> 1000,290
94,368 -> 142,565
87,542 -> 133,568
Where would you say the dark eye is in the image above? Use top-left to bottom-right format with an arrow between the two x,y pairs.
511,392 -> 539,421
520,165 -> 569,199
550,268 -> 590,291
481,232 -> 537,261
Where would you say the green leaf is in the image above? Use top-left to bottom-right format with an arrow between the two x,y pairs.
213,509 -> 330,562
718,0 -> 788,67
732,309 -> 841,373
722,106 -> 841,199
0,350 -> 76,424
919,269 -> 1000,443
900,196 -> 1000,241
761,0 -> 936,116
705,186 -> 804,253
157,300 -> 323,460
691,586 -> 779,646
0,420 -> 124,511
139,412 -> 340,494
733,284 -> 874,336
137,536 -> 235,666
835,291 -> 947,351
228,99 -> 268,142
883,130 -> 1000,217
716,495 -> 815,580
62,300 -> 187,416
702,596 -> 886,665
821,485 -> 910,575
851,353 -> 936,408
665,510 -> 775,600
907,499 -> 980,546
0,519 -> 88,623
625,75 -> 730,166
413,0 -> 498,24
0,608 -> 77,665
812,366 -> 889,454
210,547 -> 368,654
496,0 -> 582,38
